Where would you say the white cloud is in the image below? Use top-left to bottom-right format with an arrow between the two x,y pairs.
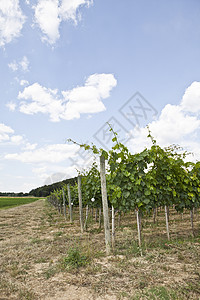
0,0 -> 26,47
20,79 -> 29,86
0,123 -> 14,142
8,56 -> 30,72
20,56 -> 29,71
128,81 -> 200,162
33,0 -> 93,44
5,143 -> 79,163
32,165 -> 78,185
180,81 -> 200,113
18,82 -> 62,122
10,135 -> 24,144
8,61 -> 18,71
59,0 -> 92,23
17,73 -> 117,121
62,73 -> 117,119
6,102 -> 16,111
0,123 -> 24,145
149,104 -> 200,145
23,143 -> 38,150
34,0 -> 60,44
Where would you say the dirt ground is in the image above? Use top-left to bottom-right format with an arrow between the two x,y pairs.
0,199 -> 200,300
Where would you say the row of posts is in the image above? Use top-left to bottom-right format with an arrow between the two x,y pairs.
59,155 -> 197,255
61,155 -> 112,255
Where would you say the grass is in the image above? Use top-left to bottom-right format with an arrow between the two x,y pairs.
43,265 -> 58,279
60,246 -> 91,270
131,286 -> 178,300
0,197 -> 41,209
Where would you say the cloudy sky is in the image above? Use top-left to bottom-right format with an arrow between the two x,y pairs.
1,0 -> 200,192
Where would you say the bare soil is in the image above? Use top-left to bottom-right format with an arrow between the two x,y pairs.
0,200 -> 200,300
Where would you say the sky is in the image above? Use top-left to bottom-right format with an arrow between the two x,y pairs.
1,0 -> 200,192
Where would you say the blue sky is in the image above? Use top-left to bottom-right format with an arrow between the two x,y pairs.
1,0 -> 200,192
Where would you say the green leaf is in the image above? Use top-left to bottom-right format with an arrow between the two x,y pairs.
112,137 -> 117,143
143,199 -> 150,204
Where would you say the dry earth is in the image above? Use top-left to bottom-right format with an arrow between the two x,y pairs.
0,199 -> 200,300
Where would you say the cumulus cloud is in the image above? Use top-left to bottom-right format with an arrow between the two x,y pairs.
128,81 -> 200,162
10,135 -> 24,144
0,123 -> 14,142
33,0 -> 93,44
59,0 -> 92,23
18,82 -> 62,122
0,123 -> 24,145
32,165 -> 78,185
149,104 -> 200,144
34,0 -> 60,44
23,143 -> 38,151
62,73 -> 117,119
180,81 -> 200,113
17,73 -> 117,121
8,56 -> 30,72
0,0 -> 26,47
5,143 -> 79,163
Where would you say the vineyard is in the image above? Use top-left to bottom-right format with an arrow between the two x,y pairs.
1,128 -> 199,299
47,127 -> 200,254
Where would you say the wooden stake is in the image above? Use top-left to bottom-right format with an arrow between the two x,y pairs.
67,184 -> 73,223
167,206 -> 170,222
165,205 -> 170,241
190,209 -> 195,237
84,204 -> 89,230
62,188 -> 67,220
100,155 -> 111,255
153,207 -> 156,224
136,209 -> 142,247
118,211 -> 121,227
112,206 -> 115,249
99,207 -> 102,228
91,207 -> 94,219
95,208 -> 98,222
78,176 -> 84,233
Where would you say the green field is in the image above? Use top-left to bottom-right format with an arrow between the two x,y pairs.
0,197 -> 41,209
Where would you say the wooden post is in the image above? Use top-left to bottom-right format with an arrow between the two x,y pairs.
100,155 -> 111,255
165,205 -> 170,241
153,207 -> 156,224
112,206 -> 115,249
67,184 -> 73,223
78,176 -> 84,233
99,207 -> 102,228
118,211 -> 121,227
190,209 -> 195,237
84,204 -> 89,230
167,206 -> 170,222
62,188 -> 67,220
57,196 -> 61,213
91,207 -> 94,219
95,208 -> 98,222
136,209 -> 142,247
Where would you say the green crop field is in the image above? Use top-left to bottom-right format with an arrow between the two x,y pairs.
0,197 -> 41,209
